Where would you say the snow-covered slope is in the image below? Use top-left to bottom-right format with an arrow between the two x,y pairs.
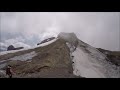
72,47 -> 106,78
58,32 -> 120,78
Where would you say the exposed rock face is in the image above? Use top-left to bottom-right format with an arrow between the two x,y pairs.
7,45 -> 15,51
37,37 -> 55,45
7,45 -> 24,51
97,48 -> 120,66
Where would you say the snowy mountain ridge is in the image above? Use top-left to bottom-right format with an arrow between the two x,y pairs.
0,32 -> 120,78
58,32 -> 120,78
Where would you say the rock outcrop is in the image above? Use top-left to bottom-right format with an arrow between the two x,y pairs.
7,45 -> 15,51
37,37 -> 55,45
97,48 -> 120,66
7,45 -> 24,51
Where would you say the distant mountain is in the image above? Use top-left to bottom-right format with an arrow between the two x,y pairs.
0,32 -> 120,78
7,45 -> 24,51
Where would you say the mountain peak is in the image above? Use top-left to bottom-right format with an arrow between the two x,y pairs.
58,32 -> 78,48
0,32 -> 120,78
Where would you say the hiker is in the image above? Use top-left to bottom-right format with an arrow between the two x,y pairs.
6,65 -> 14,78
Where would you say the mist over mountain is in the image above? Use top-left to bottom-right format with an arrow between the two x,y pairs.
0,12 -> 120,51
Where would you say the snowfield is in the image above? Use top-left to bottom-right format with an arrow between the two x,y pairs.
72,45 -> 120,78
9,51 -> 37,61
0,48 -> 31,56
72,47 -> 106,78
61,32 -> 120,78
0,51 -> 37,69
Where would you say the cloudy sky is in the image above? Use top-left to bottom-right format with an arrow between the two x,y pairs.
0,12 -> 120,51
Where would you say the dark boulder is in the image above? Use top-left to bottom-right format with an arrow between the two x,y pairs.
7,45 -> 24,51
7,45 -> 15,51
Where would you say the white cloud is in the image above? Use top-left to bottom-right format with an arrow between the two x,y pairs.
0,42 -> 7,47
13,42 -> 31,48
0,36 -> 31,50
4,36 -> 25,45
40,21 -> 61,40
0,42 -> 7,51
0,12 -> 120,51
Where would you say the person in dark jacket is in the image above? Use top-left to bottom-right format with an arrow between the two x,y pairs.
6,65 -> 14,78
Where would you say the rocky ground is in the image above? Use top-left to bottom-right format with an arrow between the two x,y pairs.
0,39 -> 80,78
97,48 -> 120,66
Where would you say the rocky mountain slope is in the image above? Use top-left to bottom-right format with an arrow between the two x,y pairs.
0,37 -> 78,78
0,32 -> 120,78
97,48 -> 120,66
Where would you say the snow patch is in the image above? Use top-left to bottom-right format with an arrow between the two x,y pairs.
71,45 -> 120,78
9,51 -> 37,61
66,42 -> 76,52
35,38 -> 58,48
0,48 -> 31,56
66,38 -> 120,78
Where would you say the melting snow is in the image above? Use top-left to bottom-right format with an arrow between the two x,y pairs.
9,51 -> 37,61
63,32 -> 120,78
66,42 -> 76,52
72,47 -> 106,78
0,48 -> 31,56
71,46 -> 120,78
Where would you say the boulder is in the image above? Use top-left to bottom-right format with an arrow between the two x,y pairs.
7,45 -> 24,51
7,45 -> 15,51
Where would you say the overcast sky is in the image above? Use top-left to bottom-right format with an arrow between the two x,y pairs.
0,12 -> 120,51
